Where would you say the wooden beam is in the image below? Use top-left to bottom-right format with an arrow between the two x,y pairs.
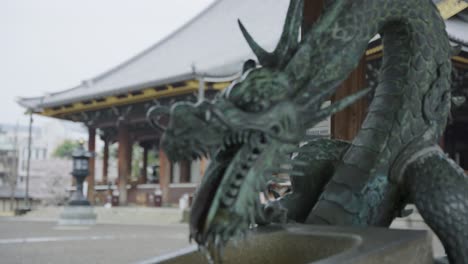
97,116 -> 148,129
132,135 -> 159,144
59,93 -> 194,128
129,127 -> 162,143
437,0 -> 468,19
453,56 -> 468,65
39,80 -> 230,117
87,127 -> 96,204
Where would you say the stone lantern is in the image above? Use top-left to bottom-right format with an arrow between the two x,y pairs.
69,141 -> 92,206
59,141 -> 97,225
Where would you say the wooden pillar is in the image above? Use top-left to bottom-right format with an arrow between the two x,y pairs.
118,125 -> 130,205
330,57 -> 368,141
302,0 -> 324,32
179,160 -> 191,183
127,139 -> 133,181
102,139 -> 109,184
199,158 -> 207,181
142,145 -> 148,183
87,127 -> 96,204
303,0 -> 367,141
159,150 -> 171,205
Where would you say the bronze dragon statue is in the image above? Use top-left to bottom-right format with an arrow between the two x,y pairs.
148,0 -> 468,263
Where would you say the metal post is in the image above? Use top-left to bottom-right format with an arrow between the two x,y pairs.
191,64 -> 205,102
25,111 -> 33,209
198,76 -> 205,102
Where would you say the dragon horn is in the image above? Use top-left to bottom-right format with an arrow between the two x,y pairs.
299,79 -> 343,108
275,0 -> 304,66
238,19 -> 274,66
238,0 -> 303,68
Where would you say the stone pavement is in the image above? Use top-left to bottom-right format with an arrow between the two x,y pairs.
0,220 -> 190,264
17,206 -> 184,226
0,207 -> 190,263
390,207 -> 446,257
0,206 -> 447,263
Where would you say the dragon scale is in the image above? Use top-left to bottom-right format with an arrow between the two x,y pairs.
153,0 -> 468,263
287,0 -> 452,226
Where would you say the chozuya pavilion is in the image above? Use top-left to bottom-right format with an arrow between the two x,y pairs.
17,0 -> 468,206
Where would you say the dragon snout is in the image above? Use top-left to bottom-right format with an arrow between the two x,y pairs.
149,101 -> 226,162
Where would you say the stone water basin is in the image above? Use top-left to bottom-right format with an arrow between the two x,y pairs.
139,224 -> 433,264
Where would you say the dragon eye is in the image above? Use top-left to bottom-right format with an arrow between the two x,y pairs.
242,59 -> 256,73
270,124 -> 281,135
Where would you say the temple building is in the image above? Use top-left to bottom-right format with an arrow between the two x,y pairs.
17,0 -> 468,206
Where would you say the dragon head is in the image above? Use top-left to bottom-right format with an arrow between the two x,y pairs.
148,0 -> 369,254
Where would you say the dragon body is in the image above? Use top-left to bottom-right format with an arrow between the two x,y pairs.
150,0 -> 468,263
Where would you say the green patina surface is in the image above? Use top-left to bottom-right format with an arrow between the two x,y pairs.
149,0 -> 468,263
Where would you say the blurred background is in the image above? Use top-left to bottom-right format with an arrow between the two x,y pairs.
0,0 -> 467,263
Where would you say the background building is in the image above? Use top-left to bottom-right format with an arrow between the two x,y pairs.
0,126 -> 27,211
0,121 -> 89,211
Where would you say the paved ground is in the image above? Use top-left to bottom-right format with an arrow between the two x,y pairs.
391,217 -> 445,257
0,219 -> 190,264
17,206 -> 184,226
0,206 -> 447,263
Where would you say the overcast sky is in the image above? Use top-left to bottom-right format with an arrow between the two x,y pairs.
0,0 -> 214,128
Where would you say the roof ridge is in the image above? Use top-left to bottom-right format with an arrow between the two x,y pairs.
17,1 -> 221,104
91,0 -> 222,84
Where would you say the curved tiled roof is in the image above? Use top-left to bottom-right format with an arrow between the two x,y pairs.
18,0 -> 468,111
446,9 -> 468,50
18,0 -> 290,110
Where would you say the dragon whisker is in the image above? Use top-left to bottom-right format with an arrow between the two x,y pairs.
289,160 -> 309,167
